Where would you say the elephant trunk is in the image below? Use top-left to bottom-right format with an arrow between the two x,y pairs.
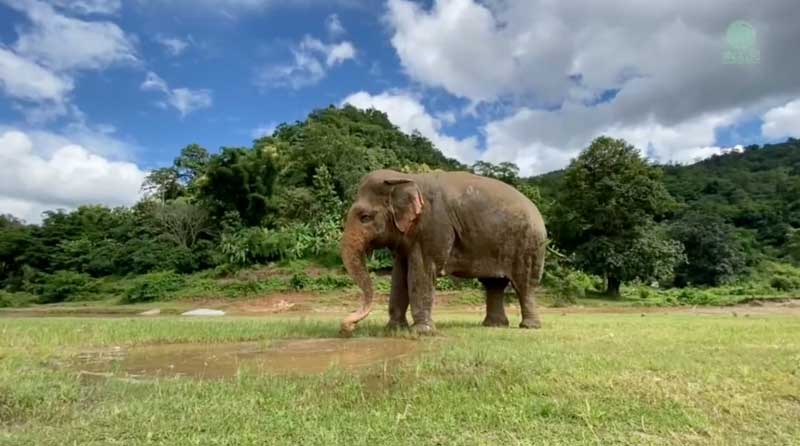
339,222 -> 374,335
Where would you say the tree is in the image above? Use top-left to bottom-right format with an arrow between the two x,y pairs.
142,167 -> 182,203
174,144 -> 210,189
153,199 -> 211,249
472,160 -> 520,185
198,146 -> 279,226
0,215 -> 34,288
553,136 -> 683,295
669,213 -> 747,286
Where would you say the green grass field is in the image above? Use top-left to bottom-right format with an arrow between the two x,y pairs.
2,307 -> 799,445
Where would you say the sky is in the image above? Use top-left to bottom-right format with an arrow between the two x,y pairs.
1,0 -> 799,223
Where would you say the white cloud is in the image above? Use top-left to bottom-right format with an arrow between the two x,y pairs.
385,0 -> 800,113
257,35 -> 356,89
169,88 -> 213,117
482,104 -> 744,175
386,0 -> 516,104
762,99 -> 800,140
0,46 -> 73,102
0,129 -> 146,223
325,41 -> 356,66
0,0 -> 137,123
47,0 -> 122,15
155,35 -> 189,57
383,0 -> 800,174
11,0 -> 137,71
140,72 -> 213,117
326,13 -> 346,36
342,91 -> 480,163
139,0 -> 361,15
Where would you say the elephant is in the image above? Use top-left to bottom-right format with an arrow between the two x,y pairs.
339,169 -> 547,335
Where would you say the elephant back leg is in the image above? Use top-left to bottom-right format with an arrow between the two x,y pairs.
480,277 -> 509,327
510,248 -> 544,329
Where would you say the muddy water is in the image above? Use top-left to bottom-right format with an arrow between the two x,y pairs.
74,338 -> 419,379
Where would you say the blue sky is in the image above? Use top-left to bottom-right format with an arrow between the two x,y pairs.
1,0 -> 799,222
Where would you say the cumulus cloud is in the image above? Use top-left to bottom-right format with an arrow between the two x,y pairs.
762,99 -> 800,140
482,104 -> 744,175
0,0 -> 137,122
140,72 -> 213,117
384,0 -> 800,173
11,0 -> 137,71
342,91 -> 480,163
257,35 -> 356,89
0,129 -> 146,223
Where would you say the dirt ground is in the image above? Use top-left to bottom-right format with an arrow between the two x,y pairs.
2,292 -> 799,318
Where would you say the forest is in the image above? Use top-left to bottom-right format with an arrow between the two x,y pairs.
2,105 -> 800,307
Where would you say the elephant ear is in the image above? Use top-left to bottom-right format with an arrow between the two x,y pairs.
385,178 -> 424,233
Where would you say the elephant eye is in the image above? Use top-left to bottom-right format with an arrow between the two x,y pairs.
360,213 -> 374,223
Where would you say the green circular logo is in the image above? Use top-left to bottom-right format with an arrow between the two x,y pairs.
726,20 -> 755,49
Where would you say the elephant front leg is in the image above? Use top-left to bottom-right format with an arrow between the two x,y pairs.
407,244 -> 436,334
386,255 -> 410,331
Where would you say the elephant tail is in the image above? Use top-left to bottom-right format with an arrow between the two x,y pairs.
531,240 -> 547,286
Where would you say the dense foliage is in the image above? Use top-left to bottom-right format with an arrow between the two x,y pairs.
551,137 -> 685,295
1,105 -> 798,304
534,137 -> 800,288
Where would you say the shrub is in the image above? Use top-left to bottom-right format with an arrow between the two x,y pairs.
770,275 -> 800,291
35,271 -> 97,303
308,274 -> 353,291
219,278 -> 287,298
0,290 -> 36,308
220,222 -> 342,267
367,249 -> 393,270
289,272 -> 311,290
123,271 -> 186,303
675,289 -> 719,305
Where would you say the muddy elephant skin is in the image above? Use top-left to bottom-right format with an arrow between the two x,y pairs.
340,169 -> 547,335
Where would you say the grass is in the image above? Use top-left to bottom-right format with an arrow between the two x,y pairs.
2,310 -> 799,445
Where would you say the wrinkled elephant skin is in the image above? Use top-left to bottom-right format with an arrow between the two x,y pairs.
340,169 -> 547,334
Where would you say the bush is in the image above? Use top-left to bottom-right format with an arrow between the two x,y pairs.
290,273 -> 353,291
35,271 -> 97,303
0,290 -> 36,308
219,220 -> 342,268
544,265 -> 596,304
674,289 -> 719,305
123,271 -> 186,303
308,274 -> 352,291
219,278 -> 287,298
289,272 -> 311,290
770,275 -> 800,291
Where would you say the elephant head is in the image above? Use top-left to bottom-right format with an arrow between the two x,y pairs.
339,170 -> 425,334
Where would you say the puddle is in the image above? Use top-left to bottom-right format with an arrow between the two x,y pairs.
74,338 -> 419,380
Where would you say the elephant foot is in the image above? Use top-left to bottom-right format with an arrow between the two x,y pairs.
385,320 -> 410,332
519,318 -> 542,329
411,323 -> 436,336
482,316 -> 509,327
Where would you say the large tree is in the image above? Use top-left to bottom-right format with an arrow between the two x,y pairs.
669,213 -> 747,286
197,146 -> 279,226
553,136 -> 684,295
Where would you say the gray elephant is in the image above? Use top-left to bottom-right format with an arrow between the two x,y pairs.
339,169 -> 547,335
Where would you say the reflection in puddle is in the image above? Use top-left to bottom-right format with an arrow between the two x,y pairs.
74,338 -> 419,379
